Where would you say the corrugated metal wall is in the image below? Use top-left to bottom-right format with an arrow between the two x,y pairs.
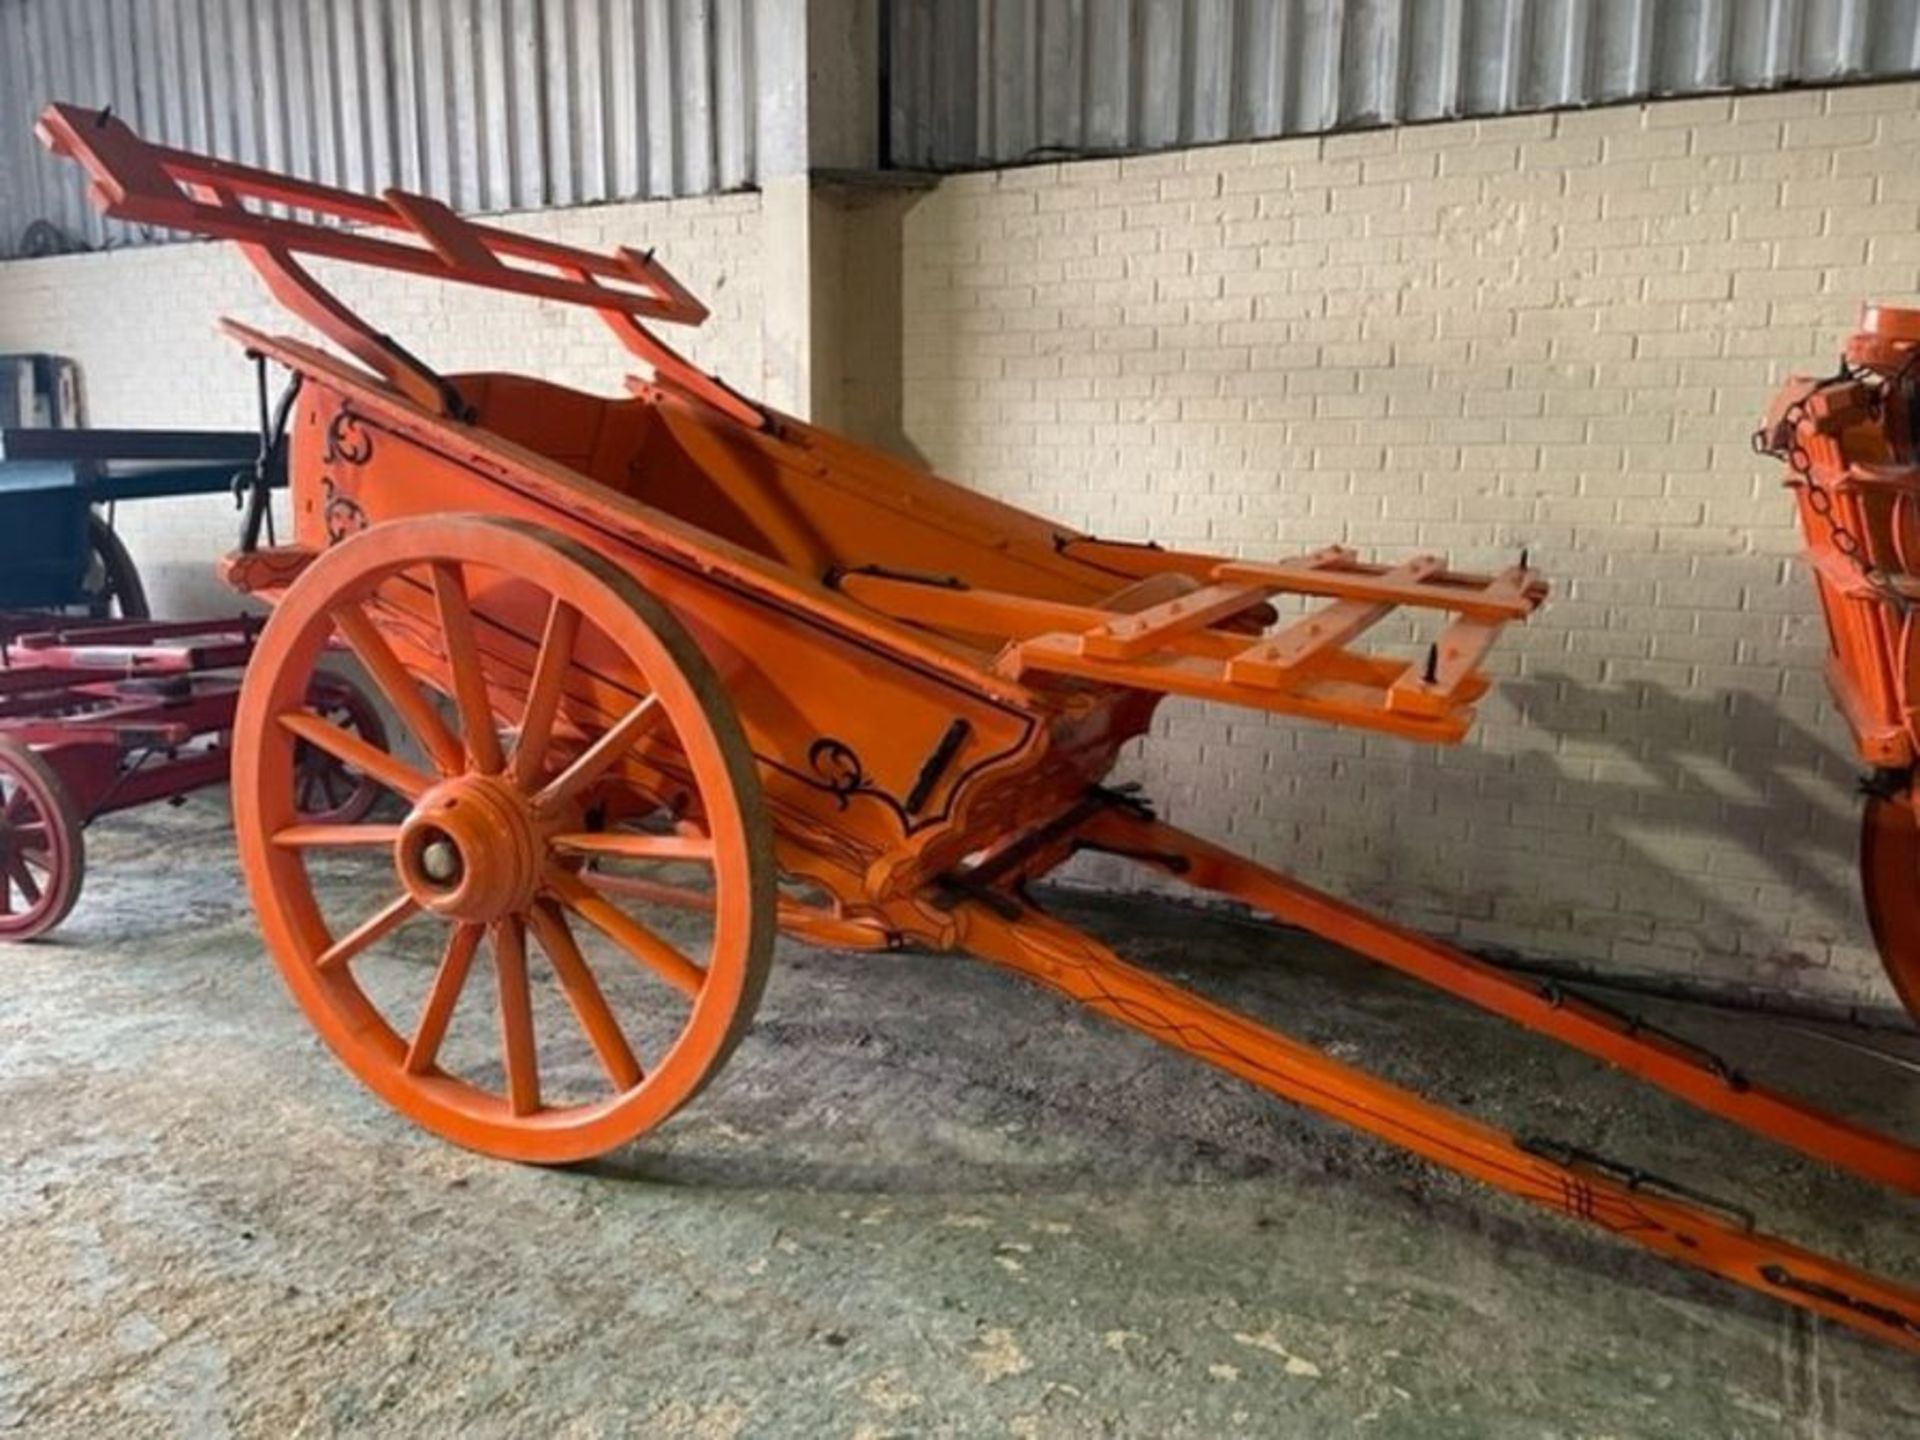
0,0 -> 783,258
887,0 -> 1920,169
11,1 -> 1920,258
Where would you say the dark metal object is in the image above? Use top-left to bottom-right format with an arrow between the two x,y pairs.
904,718 -> 971,814
1759,1264 -> 1920,1340
1532,979 -> 1750,1093
933,785 -> 1151,910
0,425 -> 282,613
0,428 -> 257,463
1516,1136 -> 1757,1234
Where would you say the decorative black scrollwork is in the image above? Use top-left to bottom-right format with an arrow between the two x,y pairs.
322,476 -> 369,545
771,712 -> 1036,839
808,738 -> 869,810
324,406 -> 374,465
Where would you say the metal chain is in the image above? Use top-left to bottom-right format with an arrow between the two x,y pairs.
1761,366 -> 1911,612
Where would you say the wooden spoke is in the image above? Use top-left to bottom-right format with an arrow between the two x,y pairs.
493,915 -> 541,1115
545,869 -> 705,998
332,601 -> 465,774
581,871 -> 712,910
405,923 -> 483,1075
273,823 -> 402,850
315,892 -> 420,973
533,695 -> 664,815
550,832 -> 714,864
430,561 -> 505,775
510,597 -> 583,789
9,857 -> 39,905
280,710 -> 429,800
529,901 -> 644,1091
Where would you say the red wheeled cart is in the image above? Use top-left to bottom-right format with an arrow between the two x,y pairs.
0,614 -> 383,939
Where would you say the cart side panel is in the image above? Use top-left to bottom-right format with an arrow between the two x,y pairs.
434,372 -> 1146,607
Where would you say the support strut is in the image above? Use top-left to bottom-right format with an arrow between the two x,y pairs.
955,901 -> 1920,1357
1077,809 -> 1920,1200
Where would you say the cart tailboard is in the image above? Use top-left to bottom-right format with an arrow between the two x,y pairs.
837,549 -> 1544,742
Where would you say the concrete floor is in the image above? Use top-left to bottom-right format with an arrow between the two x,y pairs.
3,796 -> 1920,1437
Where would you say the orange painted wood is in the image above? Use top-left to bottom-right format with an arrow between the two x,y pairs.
383,189 -> 503,272
1212,555 -> 1543,620
1006,636 -> 1475,742
1386,617 -> 1504,718
1075,583 -> 1273,660
1227,556 -> 1444,688
69,104 -> 1920,1360
837,571 -> 1115,642
959,890 -> 1920,1357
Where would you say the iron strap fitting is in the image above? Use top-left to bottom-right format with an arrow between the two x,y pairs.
1516,1135 -> 1757,1234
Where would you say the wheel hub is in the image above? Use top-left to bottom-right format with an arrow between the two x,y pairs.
395,775 -> 546,922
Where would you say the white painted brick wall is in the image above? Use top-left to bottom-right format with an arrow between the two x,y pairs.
900,83 -> 1920,1012
0,192 -> 763,613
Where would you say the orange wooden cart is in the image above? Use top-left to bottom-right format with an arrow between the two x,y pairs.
39,103 -> 1920,1357
1764,306 -> 1920,1036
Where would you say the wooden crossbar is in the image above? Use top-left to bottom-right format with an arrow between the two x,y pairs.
1211,556 -> 1537,620
1076,583 -> 1273,660
837,551 -> 1539,740
1227,557 -> 1443,689
1055,535 -> 1539,620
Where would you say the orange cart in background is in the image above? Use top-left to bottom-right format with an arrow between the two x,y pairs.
1763,306 -> 1920,1027
37,101 -> 1920,1357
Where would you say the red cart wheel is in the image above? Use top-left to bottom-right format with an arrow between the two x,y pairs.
294,675 -> 389,825
1861,787 -> 1920,1025
0,739 -> 84,941
231,516 -> 775,1162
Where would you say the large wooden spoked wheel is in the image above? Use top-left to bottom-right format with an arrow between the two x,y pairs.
0,739 -> 84,942
1861,786 -> 1920,1026
232,516 -> 775,1162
